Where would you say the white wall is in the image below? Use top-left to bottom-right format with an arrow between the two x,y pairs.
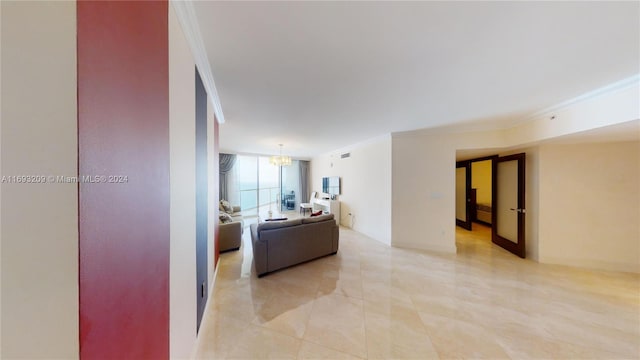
392,129 -> 503,253
1,1 -> 79,358
168,6 -> 198,358
505,81 -> 639,147
311,135 -> 392,245
1,2 -> 4,354
538,141 -> 640,273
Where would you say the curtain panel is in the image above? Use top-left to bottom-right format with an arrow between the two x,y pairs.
298,160 -> 310,204
219,153 -> 237,201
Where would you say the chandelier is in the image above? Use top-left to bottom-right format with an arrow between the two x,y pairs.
269,144 -> 292,166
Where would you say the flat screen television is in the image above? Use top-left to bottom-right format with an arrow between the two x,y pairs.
322,176 -> 340,196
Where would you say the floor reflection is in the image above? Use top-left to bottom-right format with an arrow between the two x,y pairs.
195,222 -> 640,359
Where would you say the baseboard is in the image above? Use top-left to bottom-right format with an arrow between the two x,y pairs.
209,262 -> 220,297
349,226 -> 391,246
540,256 -> 640,274
392,240 -> 457,254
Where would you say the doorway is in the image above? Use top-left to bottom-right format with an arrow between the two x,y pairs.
455,154 -> 526,258
280,160 -> 300,213
456,156 -> 495,231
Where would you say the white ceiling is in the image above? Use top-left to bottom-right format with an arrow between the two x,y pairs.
194,1 -> 639,158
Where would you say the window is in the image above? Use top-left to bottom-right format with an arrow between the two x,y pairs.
228,155 -> 279,217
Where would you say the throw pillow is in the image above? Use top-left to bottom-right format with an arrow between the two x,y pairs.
219,213 -> 233,224
220,200 -> 233,213
310,210 -> 323,217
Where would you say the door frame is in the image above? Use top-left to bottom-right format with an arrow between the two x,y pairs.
492,153 -> 526,258
455,160 -> 472,230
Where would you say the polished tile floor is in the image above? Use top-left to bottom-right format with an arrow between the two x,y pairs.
195,222 -> 640,359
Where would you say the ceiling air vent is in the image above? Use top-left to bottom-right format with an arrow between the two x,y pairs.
341,152 -> 351,159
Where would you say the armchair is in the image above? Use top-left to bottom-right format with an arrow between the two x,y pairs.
218,202 -> 244,252
219,221 -> 242,252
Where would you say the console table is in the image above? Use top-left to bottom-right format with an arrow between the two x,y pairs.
311,198 -> 340,226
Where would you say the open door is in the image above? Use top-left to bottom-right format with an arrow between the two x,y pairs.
455,161 -> 472,230
492,153 -> 526,258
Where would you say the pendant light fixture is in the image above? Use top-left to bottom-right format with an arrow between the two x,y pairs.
269,144 -> 292,167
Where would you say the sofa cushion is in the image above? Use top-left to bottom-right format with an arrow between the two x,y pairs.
257,218 -> 302,232
219,213 -> 233,224
301,214 -> 334,224
220,200 -> 233,213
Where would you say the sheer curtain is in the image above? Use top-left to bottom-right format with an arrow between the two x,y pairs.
227,164 -> 240,207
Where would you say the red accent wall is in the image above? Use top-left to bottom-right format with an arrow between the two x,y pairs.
214,119 -> 220,267
77,1 -> 169,358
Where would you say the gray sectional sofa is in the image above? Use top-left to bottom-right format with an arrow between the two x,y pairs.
250,214 -> 339,277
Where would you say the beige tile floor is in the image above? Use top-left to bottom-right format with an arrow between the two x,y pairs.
195,222 -> 640,359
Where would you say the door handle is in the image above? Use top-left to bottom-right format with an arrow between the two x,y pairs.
510,208 -> 526,213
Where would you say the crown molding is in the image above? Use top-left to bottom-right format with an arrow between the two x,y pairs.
514,74 -> 640,127
394,74 -> 640,138
171,0 -> 225,124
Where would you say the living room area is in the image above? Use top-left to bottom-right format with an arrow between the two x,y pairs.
204,123 -> 639,359
208,64 -> 640,358
3,1 -> 638,359
202,177 -> 639,359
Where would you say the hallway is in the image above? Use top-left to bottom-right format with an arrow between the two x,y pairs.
455,222 -> 498,257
